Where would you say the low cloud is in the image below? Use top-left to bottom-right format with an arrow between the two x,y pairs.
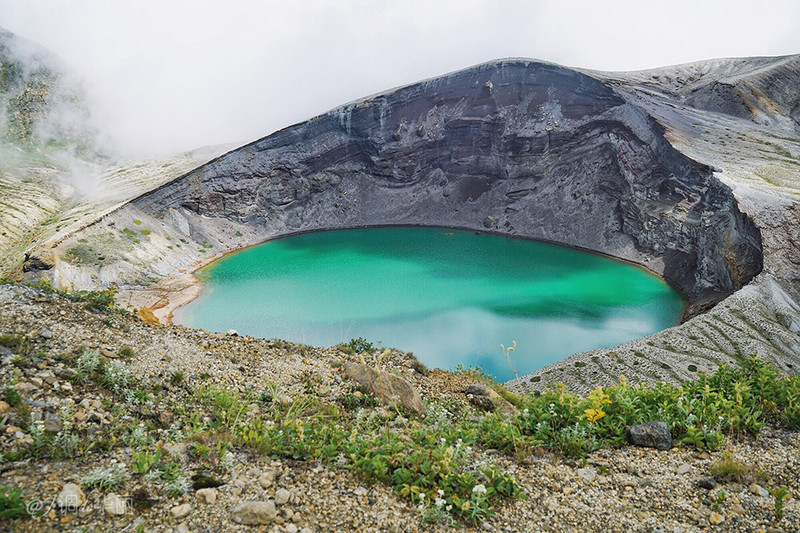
0,0 -> 797,158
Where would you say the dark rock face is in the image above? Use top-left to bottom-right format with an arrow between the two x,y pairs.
133,59 -> 762,310
626,421 -> 673,451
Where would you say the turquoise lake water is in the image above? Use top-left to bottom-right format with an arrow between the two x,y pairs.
174,227 -> 686,382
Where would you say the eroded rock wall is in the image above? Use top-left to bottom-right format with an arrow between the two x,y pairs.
130,60 -> 762,310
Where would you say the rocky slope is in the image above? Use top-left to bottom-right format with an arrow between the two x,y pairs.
0,27 -> 230,278
1,283 -> 799,532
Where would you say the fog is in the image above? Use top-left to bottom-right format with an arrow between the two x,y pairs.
1,0 -> 798,158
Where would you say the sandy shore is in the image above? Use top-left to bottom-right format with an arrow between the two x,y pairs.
116,273 -> 201,324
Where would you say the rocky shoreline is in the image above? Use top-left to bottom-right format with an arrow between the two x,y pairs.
2,283 -> 800,532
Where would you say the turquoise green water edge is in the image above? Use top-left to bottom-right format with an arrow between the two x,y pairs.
174,227 -> 686,382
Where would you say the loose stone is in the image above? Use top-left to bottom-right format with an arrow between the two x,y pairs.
103,493 -> 127,515
697,477 -> 717,490
171,503 -> 192,520
231,501 -> 277,525
275,488 -> 292,505
196,487 -> 217,504
56,483 -> 86,510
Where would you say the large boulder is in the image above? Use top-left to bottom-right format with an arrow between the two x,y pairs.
625,421 -> 673,450
344,363 -> 426,417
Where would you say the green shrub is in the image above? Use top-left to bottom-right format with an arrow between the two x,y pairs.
169,370 -> 185,386
76,350 -> 101,380
0,486 -> 30,519
65,288 -> 117,311
3,387 -> 21,407
131,448 -> 162,474
0,334 -> 19,348
339,337 -> 375,355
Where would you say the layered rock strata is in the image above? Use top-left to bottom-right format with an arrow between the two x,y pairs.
39,60 -> 762,315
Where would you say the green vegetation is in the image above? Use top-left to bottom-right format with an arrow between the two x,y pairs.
80,464 -> 130,491
0,486 -> 33,519
2,287 -> 800,527
767,486 -> 791,520
709,452 -> 761,484
338,337 -> 375,355
63,287 -> 119,312
131,447 -> 162,474
118,346 -> 135,358
3,386 -> 21,407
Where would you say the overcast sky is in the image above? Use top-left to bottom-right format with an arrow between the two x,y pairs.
1,0 -> 798,157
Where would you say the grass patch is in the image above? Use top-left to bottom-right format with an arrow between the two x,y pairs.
709,452 -> 762,484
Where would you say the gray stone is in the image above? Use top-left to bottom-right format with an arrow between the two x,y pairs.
163,442 -> 188,456
274,488 -> 291,505
117,59 -> 761,319
196,487 -> 217,504
625,422 -> 673,451
22,249 -> 55,272
751,483 -> 769,497
577,467 -> 597,483
103,493 -> 127,515
697,477 -> 718,490
171,503 -> 192,519
259,470 -> 277,488
231,501 -> 277,525
344,363 -> 426,417
56,483 -> 86,509
43,413 -> 62,434
677,463 -> 691,475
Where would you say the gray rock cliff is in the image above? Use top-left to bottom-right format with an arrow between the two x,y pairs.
127,60 -> 763,313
